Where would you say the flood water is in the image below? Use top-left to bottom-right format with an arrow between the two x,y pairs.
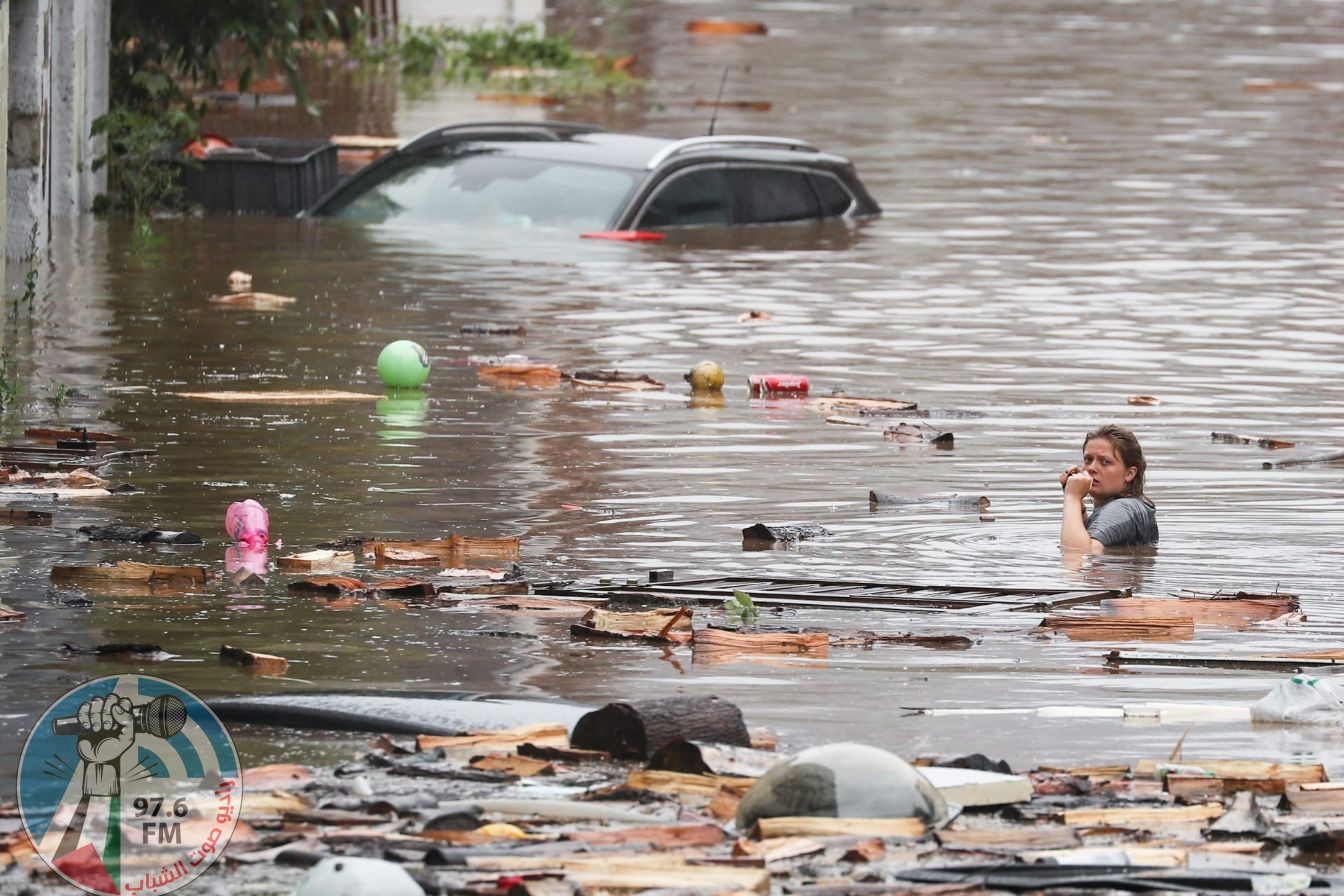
3,0 -> 1344,793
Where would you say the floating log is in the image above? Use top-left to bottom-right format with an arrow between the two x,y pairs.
694,628 -> 830,657
51,562 -> 209,588
570,606 -> 693,644
1211,431 -> 1295,450
277,549 -> 355,572
647,738 -> 779,778
1263,449 -> 1344,469
571,695 -> 750,759
220,644 -> 289,675
751,817 -> 925,840
1041,614 -> 1194,642
173,390 -> 380,403
1135,759 -> 1324,784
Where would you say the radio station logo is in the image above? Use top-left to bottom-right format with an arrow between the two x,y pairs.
17,675 -> 241,895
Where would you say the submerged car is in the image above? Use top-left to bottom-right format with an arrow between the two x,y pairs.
303,121 -> 880,236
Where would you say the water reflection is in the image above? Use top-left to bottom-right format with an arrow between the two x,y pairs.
375,390 -> 430,440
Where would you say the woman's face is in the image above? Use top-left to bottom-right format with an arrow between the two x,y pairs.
1082,437 -> 1136,500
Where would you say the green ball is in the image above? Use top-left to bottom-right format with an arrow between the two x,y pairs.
377,340 -> 430,389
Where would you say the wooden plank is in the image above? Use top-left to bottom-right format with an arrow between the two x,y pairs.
51,561 -> 208,587
1101,596 -> 1299,628
469,754 -> 555,777
416,723 -> 568,754
564,824 -> 725,848
277,549 -> 355,572
751,816 -> 925,840
1167,775 -> 1285,799
693,628 -> 829,656
937,826 -> 1080,850
1062,803 -> 1223,827
1286,783 -> 1344,814
571,606 -> 693,644
1103,651 -> 1344,672
624,770 -> 753,797
1042,614 -> 1194,642
0,603 -> 26,624
220,644 -> 288,675
366,535 -> 520,563
1135,759 -> 1324,783
462,853 -> 770,892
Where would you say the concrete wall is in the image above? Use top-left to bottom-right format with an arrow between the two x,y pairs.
5,0 -> 109,259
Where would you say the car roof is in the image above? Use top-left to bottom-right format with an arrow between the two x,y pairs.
393,121 -> 852,172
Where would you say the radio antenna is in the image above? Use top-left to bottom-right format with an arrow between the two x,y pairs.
706,66 -> 733,136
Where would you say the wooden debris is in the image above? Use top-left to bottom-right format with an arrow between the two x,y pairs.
1041,614 -> 1194,642
694,628 -> 830,657
624,770 -> 754,797
571,696 -> 750,759
1061,802 -> 1223,827
686,19 -> 768,35
938,825 -> 1080,850
564,824 -> 726,848
571,606 -> 693,644
0,509 -> 52,525
738,310 -> 773,324
478,363 -> 564,386
51,561 -> 208,588
1135,759 -> 1325,783
693,99 -> 773,112
1211,431 -> 1295,450
208,291 -> 297,310
370,578 -> 435,597
460,595 -> 603,617
175,389 -> 379,403
380,547 -> 438,564
647,738 -> 779,778
416,723 -> 568,754
474,93 -> 563,106
243,763 -> 314,790
469,754 -> 555,777
0,603 -> 26,624
287,575 -> 366,594
277,549 -> 355,572
220,643 -> 289,675
365,534 -> 521,563
830,631 -> 974,650
883,421 -> 953,446
1263,449 -> 1344,469
568,370 -> 665,391
1127,395 -> 1161,405
810,394 -> 917,416
751,816 -> 925,840
1286,782 -> 1344,814
741,523 -> 832,546
238,789 -> 312,819
1100,595 -> 1299,628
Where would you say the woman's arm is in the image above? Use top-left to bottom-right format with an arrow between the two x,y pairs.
1061,472 -> 1104,552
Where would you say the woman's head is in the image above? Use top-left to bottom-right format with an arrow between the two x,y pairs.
1082,423 -> 1147,502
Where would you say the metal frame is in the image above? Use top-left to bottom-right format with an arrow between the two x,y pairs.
644,136 -> 819,170
399,121 -> 608,154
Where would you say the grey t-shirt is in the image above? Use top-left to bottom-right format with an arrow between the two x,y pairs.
1085,496 -> 1158,547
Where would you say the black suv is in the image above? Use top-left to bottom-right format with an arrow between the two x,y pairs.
304,121 -> 880,235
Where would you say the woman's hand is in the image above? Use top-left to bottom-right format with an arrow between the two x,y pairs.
1063,471 -> 1092,500
1059,465 -> 1083,489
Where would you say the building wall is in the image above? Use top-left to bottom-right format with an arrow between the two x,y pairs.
5,0 -> 109,259
398,0 -> 545,30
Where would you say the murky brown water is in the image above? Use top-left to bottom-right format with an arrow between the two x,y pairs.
4,0 -> 1344,793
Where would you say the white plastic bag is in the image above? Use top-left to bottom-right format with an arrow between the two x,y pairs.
1250,674 -> 1344,725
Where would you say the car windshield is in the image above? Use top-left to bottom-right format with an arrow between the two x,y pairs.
318,148 -> 640,231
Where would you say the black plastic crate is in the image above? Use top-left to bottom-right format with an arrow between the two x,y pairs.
179,137 -> 337,216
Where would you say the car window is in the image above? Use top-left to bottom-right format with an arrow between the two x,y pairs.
636,168 -> 731,227
319,149 -> 639,230
729,168 -> 821,224
809,173 -> 854,217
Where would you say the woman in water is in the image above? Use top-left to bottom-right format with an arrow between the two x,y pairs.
1060,424 -> 1158,551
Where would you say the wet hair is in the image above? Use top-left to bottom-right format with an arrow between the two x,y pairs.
1084,423 -> 1152,506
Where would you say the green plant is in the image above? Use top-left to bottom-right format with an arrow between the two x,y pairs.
723,590 -> 759,624
91,74 -> 198,221
47,382 -> 71,413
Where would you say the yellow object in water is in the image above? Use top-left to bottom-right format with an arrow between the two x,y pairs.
687,360 -> 725,392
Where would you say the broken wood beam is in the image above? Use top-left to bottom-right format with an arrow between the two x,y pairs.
220,644 -> 289,675
1042,614 -> 1194,642
1211,431 -> 1295,450
51,561 -> 209,588
1135,759 -> 1324,784
1061,802 -> 1224,827
750,816 -> 925,840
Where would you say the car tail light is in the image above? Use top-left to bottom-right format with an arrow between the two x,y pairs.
579,230 -> 666,242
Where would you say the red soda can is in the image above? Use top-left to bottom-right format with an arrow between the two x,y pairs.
748,374 -> 809,396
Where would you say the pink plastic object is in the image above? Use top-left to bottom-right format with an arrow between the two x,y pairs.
225,499 -> 270,548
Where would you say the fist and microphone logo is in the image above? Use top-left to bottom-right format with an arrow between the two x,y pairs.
18,675 -> 241,895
